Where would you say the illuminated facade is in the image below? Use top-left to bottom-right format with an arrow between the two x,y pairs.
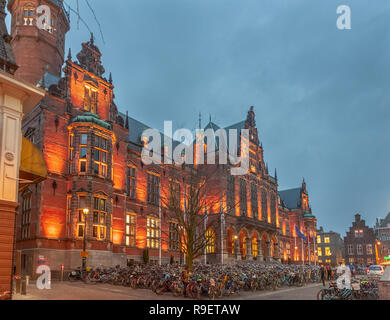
278,180 -> 318,264
8,0 -> 318,275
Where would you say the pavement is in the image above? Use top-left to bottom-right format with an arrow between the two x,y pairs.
12,281 -> 322,300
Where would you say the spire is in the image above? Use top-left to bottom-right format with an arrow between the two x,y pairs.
67,47 -> 72,61
90,32 -> 95,44
198,112 -> 202,129
274,168 -> 278,181
125,111 -> 129,129
109,72 -> 113,84
0,0 -> 17,74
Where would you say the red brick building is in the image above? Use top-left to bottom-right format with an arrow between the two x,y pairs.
344,214 -> 377,266
7,0 -> 318,275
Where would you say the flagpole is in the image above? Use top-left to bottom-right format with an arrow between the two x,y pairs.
295,236 -> 297,263
308,236 -> 311,266
204,203 -> 207,265
159,193 -> 162,266
302,238 -> 304,266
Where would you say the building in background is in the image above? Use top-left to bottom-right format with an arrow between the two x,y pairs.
344,214 -> 377,266
316,227 -> 344,266
374,213 -> 390,264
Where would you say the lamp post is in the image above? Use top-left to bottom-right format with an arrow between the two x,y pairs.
82,208 -> 89,272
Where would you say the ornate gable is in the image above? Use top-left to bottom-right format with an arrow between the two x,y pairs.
76,33 -> 105,78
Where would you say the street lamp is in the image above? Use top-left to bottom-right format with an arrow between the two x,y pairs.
82,208 -> 89,273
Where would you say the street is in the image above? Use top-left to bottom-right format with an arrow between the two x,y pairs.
12,281 -> 321,301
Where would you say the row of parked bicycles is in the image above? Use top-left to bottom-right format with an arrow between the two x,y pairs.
68,263 -> 322,299
316,279 -> 379,300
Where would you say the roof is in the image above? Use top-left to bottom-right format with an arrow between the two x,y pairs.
378,212 -> 390,228
118,112 -> 180,153
0,2 -> 17,74
72,112 -> 112,131
38,72 -> 61,89
278,188 -> 301,209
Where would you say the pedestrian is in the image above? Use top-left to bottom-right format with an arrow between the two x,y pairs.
320,265 -> 326,286
327,265 -> 332,280
182,265 -> 189,297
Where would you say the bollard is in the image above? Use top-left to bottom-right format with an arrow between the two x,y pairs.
26,276 -> 30,286
21,278 -> 27,295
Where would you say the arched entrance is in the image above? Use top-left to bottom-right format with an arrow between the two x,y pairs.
251,232 -> 259,259
226,228 -> 235,255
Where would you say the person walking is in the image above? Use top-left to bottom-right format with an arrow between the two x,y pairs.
320,265 -> 326,286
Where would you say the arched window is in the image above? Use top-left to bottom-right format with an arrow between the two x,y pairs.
252,237 -> 258,258
23,6 -> 34,26
206,228 -> 216,254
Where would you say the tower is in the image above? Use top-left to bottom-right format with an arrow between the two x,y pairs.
7,0 -> 70,84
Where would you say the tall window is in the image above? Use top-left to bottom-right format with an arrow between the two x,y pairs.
147,173 -> 160,205
324,237 -> 330,243
77,195 -> 87,238
125,213 -> 136,247
357,244 -> 363,255
325,247 -> 331,256
239,179 -> 247,216
93,197 -> 107,240
227,175 -> 235,213
286,243 -> 291,259
270,194 -> 276,225
147,217 -> 159,249
317,235 -> 321,244
261,190 -> 268,222
23,7 -> 34,26
93,134 -> 108,177
206,228 -> 216,254
169,222 -> 180,251
84,86 -> 98,113
366,244 -> 373,255
79,133 -> 88,173
126,166 -> 137,199
169,181 -> 181,203
21,193 -> 32,240
318,247 -> 322,257
347,244 -> 354,255
251,184 -> 258,219
252,238 -> 258,258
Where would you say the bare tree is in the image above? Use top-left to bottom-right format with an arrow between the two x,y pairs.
161,164 -> 227,271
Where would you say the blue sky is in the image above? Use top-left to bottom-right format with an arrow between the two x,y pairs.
21,0 -> 390,235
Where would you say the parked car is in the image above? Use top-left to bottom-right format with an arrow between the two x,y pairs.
367,265 -> 385,277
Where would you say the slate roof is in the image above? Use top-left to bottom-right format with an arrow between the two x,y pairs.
378,212 -> 390,228
118,112 -> 180,153
278,188 -> 302,209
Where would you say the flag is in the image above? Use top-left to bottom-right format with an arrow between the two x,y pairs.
204,203 -> 208,225
295,226 -> 307,242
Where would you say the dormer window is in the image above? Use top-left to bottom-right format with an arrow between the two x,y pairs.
83,86 -> 98,113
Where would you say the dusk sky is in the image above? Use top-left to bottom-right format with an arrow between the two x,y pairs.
26,0 -> 390,235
